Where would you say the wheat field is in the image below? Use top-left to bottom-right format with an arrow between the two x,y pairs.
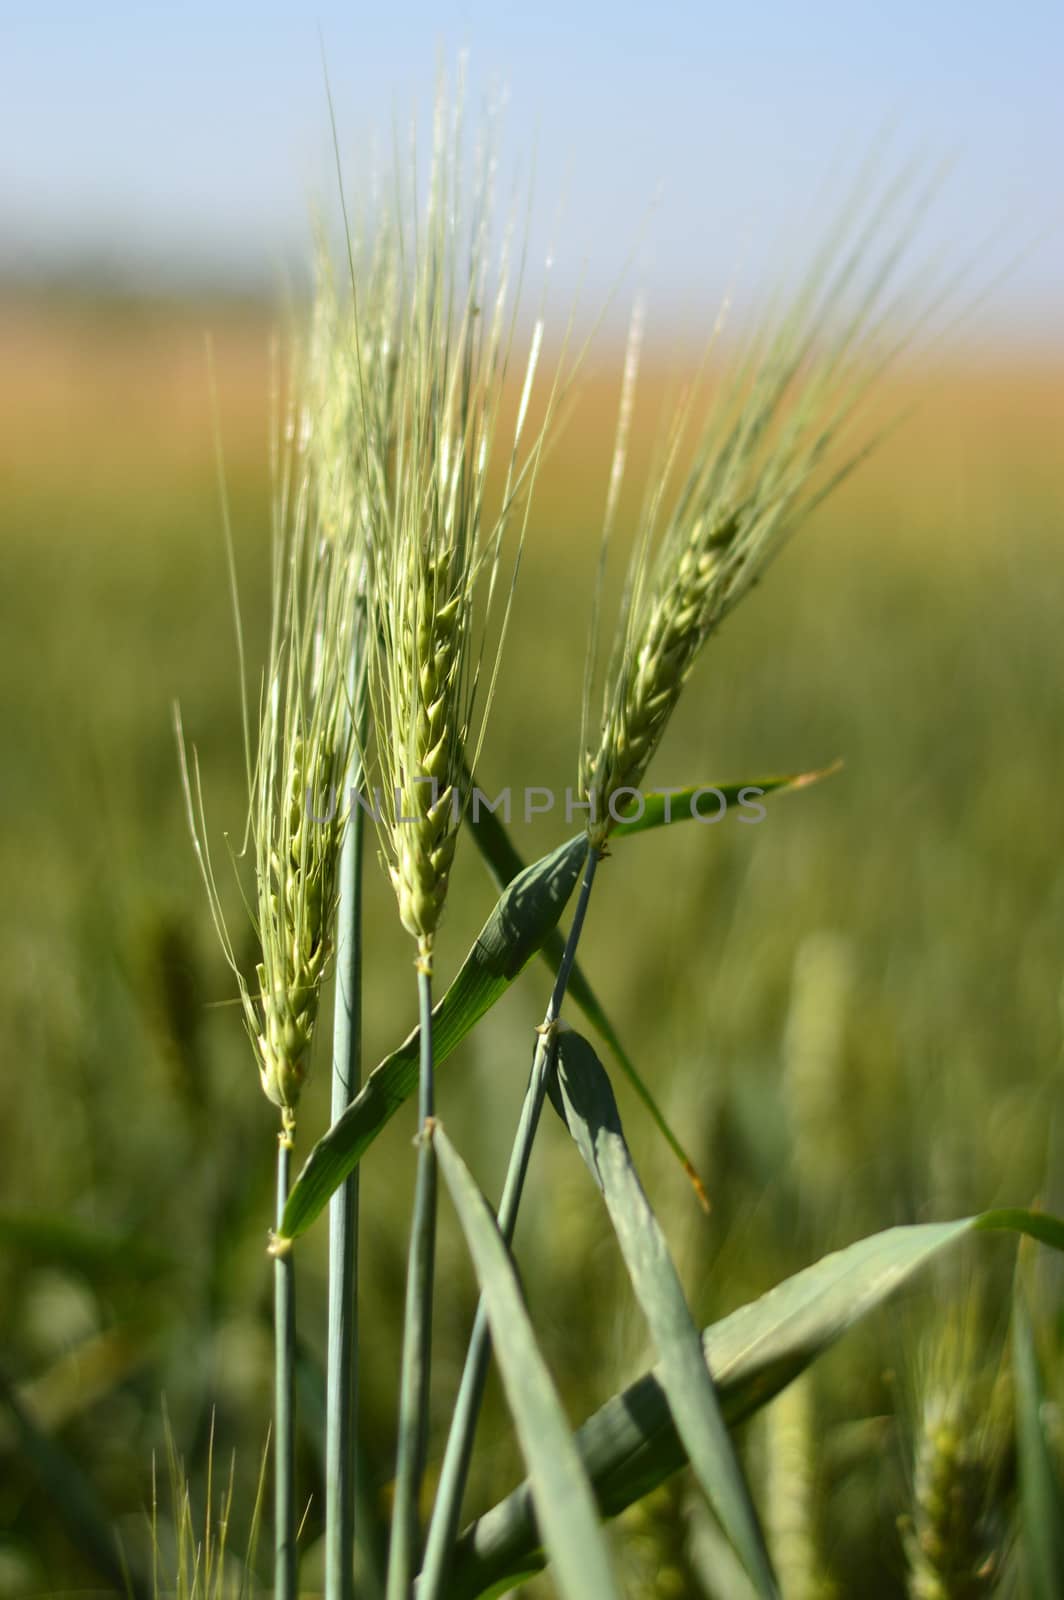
2,285 -> 1064,1598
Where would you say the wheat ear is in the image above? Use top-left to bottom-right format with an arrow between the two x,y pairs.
583,176 -> 937,838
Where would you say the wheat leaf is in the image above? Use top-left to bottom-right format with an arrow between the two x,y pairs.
550,1028 -> 778,1598
434,1125 -> 623,1600
447,1209 -> 1064,1599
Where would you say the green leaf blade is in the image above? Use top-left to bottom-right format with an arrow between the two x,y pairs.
433,1126 -> 623,1600
550,1028 -> 779,1600
448,1208 -> 1064,1599
610,763 -> 841,839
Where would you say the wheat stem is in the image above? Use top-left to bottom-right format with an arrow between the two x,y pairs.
418,841 -> 599,1598
325,649 -> 367,1600
387,962 -> 438,1600
275,1115 -> 297,1600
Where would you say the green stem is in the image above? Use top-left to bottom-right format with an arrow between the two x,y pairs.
418,841 -> 599,1599
275,1117 -> 297,1600
325,765 -> 365,1600
387,961 -> 438,1600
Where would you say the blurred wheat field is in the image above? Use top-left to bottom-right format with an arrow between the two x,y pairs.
2,289 -> 1064,1597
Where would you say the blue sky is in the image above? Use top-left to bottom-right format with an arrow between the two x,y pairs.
2,2 -> 1061,339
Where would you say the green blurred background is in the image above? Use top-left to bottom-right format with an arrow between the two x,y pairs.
2,282 -> 1063,1596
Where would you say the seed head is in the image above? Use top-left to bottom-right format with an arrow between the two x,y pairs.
900,1304 -> 1010,1600
362,78 -> 559,961
251,727 -> 345,1110
179,250 -> 378,1115
582,175 -> 937,842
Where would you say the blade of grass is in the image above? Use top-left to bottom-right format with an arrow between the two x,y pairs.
562,960 -> 709,1207
549,1027 -> 779,1599
433,1124 -> 623,1600
418,844 -> 599,1600
609,763 -> 841,839
446,1209 -> 1064,1599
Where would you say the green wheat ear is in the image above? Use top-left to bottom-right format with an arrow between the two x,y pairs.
581,176 -> 934,841
617,1478 -> 702,1599
760,1376 -> 836,1600
358,83 -> 567,968
253,732 -> 344,1110
177,252 -> 381,1116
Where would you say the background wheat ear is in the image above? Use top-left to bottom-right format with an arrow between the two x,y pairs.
759,1376 -> 836,1600
899,1301 -> 1012,1599
616,1477 -> 703,1599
